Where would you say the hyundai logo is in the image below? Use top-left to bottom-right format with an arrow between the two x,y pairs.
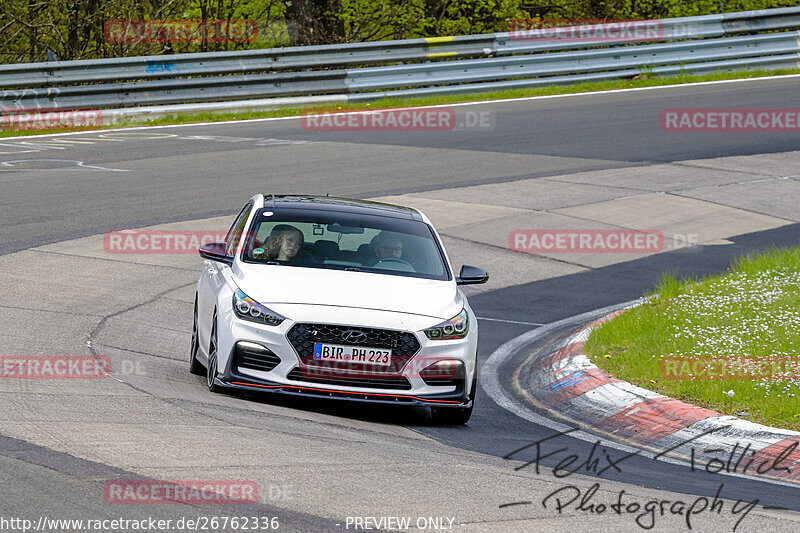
341,330 -> 368,344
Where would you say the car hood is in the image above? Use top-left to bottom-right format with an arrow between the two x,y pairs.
234,263 -> 463,320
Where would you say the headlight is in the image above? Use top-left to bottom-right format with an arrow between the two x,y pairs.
424,309 -> 469,340
233,289 -> 285,326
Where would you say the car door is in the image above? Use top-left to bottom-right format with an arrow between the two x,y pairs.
197,202 -> 252,359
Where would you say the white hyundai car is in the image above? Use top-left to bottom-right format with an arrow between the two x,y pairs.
190,194 -> 488,424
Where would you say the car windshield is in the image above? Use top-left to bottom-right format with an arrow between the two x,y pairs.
241,208 -> 450,281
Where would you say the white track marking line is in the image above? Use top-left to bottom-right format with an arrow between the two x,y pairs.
477,316 -> 545,326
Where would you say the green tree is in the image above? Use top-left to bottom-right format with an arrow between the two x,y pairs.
422,0 -> 528,35
0,0 -> 796,63
336,0 -> 426,41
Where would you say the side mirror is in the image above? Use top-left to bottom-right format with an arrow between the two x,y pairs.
199,242 -> 233,265
456,264 -> 489,285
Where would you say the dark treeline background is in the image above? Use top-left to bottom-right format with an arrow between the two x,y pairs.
0,0 -> 794,63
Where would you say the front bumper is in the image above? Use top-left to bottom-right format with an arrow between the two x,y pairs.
214,369 -> 472,408
214,305 -> 478,407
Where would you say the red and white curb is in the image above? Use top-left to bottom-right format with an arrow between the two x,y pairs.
516,310 -> 800,484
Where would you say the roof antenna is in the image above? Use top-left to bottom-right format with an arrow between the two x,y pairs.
269,194 -> 275,207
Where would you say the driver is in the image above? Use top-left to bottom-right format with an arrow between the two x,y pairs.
365,231 -> 403,266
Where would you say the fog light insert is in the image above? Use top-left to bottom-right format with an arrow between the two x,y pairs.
419,359 -> 465,386
234,341 -> 281,372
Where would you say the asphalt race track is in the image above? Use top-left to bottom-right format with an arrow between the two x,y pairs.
2,76 -> 800,532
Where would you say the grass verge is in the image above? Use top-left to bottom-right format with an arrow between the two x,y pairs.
585,246 -> 800,431
2,68 -> 800,138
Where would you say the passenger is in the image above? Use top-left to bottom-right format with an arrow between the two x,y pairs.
254,225 -> 305,262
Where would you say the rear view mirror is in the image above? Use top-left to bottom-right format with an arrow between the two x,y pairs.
327,223 -> 365,234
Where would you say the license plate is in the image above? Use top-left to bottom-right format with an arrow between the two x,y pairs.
313,343 -> 391,367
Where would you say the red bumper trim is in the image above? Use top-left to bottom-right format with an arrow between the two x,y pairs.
229,381 -> 462,404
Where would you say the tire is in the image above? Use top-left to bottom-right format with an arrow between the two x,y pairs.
430,368 -> 477,425
189,297 -> 204,376
206,311 -> 221,393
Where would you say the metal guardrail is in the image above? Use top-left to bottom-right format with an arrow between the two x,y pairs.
1,7 -> 800,112
349,51 -> 800,101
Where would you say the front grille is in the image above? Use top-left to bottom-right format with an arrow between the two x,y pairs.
287,323 -> 421,374
287,368 -> 412,390
233,342 -> 281,373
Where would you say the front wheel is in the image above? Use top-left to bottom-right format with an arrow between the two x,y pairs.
430,368 -> 477,425
206,311 -> 221,393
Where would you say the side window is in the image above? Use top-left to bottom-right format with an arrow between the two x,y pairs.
225,203 -> 253,256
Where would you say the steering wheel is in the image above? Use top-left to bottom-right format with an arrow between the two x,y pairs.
376,257 -> 412,265
374,257 -> 416,271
